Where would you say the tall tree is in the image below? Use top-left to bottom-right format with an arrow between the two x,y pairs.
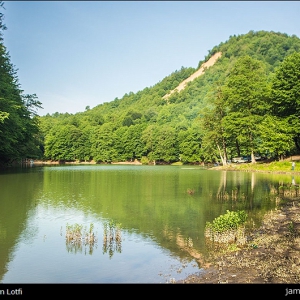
178,124 -> 203,163
257,115 -> 294,159
270,52 -> 300,152
90,123 -> 118,163
154,125 -> 178,163
0,2 -> 42,164
200,85 -> 229,165
222,56 -> 269,162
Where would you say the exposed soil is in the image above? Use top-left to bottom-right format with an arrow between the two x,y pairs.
163,52 -> 222,100
177,197 -> 300,284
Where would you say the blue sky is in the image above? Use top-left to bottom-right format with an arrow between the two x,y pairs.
3,1 -> 300,116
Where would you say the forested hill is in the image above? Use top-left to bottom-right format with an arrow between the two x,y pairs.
27,31 -> 300,164
40,31 -> 300,163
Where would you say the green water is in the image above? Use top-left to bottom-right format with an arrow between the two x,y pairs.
0,164 -> 296,283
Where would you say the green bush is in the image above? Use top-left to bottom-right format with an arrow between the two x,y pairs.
205,210 -> 248,234
141,156 -> 149,165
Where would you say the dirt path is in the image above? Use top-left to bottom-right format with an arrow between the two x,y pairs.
163,52 -> 222,100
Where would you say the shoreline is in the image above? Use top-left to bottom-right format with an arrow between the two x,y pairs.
208,162 -> 300,176
27,159 -> 143,166
177,195 -> 300,284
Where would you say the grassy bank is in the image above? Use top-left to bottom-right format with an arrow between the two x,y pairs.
211,159 -> 300,174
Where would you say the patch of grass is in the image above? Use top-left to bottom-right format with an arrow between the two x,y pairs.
226,160 -> 297,173
171,161 -> 183,166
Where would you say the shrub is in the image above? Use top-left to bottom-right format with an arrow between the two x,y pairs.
141,156 -> 149,165
205,210 -> 248,244
205,210 -> 247,233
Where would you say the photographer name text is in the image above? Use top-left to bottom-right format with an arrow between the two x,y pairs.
0,288 -> 22,296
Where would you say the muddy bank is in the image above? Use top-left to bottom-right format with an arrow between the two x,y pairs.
178,197 -> 300,284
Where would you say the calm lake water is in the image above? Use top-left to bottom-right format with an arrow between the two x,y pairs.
0,164 -> 297,283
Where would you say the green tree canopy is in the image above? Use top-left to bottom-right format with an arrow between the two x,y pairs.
0,2 -> 42,164
270,52 -> 300,152
222,56 -> 269,162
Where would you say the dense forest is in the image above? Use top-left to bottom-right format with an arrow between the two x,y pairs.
0,2 -> 43,166
1,2 -> 300,166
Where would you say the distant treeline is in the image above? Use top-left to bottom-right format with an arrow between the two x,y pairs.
38,31 -> 300,165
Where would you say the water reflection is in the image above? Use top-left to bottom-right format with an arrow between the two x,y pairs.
102,220 -> 122,259
65,223 -> 98,255
0,166 -> 44,282
277,176 -> 300,197
1,165 -> 300,283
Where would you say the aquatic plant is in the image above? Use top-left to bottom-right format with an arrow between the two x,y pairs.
103,220 -> 122,258
205,210 -> 248,244
65,223 -> 98,254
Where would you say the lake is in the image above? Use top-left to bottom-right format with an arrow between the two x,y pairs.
0,164 -> 296,283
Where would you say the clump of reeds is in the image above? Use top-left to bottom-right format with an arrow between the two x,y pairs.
278,184 -> 299,197
103,220 -> 122,258
65,223 -> 98,254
